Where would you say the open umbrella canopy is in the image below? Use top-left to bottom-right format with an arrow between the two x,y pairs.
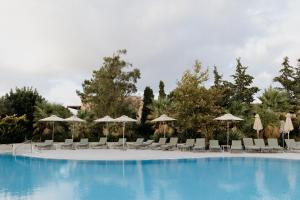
39,115 -> 64,140
214,113 -> 243,121
94,115 -> 115,123
64,115 -> 85,139
94,115 -> 115,139
114,115 -> 137,150
151,114 -> 176,138
114,115 -> 137,122
64,115 -> 85,122
214,113 -> 243,148
151,114 -> 176,122
39,115 -> 64,122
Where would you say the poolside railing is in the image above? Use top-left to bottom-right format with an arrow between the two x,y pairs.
13,140 -> 33,155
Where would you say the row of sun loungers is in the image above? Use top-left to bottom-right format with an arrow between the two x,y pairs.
35,137 -> 300,152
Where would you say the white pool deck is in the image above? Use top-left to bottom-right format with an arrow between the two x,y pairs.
2,143 -> 300,161
19,149 -> 300,161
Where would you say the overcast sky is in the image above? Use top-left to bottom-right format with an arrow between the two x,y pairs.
0,0 -> 299,105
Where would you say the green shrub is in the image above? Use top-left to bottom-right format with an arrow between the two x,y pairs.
0,115 -> 27,144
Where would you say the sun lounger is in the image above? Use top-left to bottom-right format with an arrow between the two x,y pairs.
150,138 -> 167,150
193,138 -> 206,151
267,138 -> 284,152
178,139 -> 195,151
209,140 -> 221,151
254,139 -> 273,152
243,138 -> 260,152
91,137 -> 108,149
127,138 -> 144,149
285,139 -> 300,151
136,140 -> 154,149
230,140 -> 243,152
61,139 -> 74,149
161,137 -> 178,151
36,140 -> 54,150
111,138 -> 127,149
76,138 -> 89,149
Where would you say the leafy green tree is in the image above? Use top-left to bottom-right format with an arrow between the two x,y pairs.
0,87 -> 44,139
231,58 -> 259,104
138,86 -> 154,138
171,60 -> 223,138
77,49 -> 140,118
158,80 -> 166,100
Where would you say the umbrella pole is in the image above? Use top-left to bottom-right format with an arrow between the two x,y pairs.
227,122 -> 229,147
52,122 -> 54,141
163,122 -> 166,138
106,122 -> 109,139
72,122 -> 75,140
282,132 -> 285,148
288,132 -> 290,150
123,122 -> 125,150
257,130 -> 259,139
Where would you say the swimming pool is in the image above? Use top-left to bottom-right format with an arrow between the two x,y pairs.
0,154 -> 299,200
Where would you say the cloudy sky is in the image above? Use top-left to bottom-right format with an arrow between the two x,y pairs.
0,0 -> 299,105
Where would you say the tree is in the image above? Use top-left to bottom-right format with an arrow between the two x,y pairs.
137,87 -> 154,138
274,57 -> 295,97
77,49 -> 140,117
213,66 -> 222,88
171,60 -> 223,138
212,66 -> 233,108
259,86 -> 290,112
0,87 -> 44,139
158,80 -> 166,100
140,87 -> 154,124
291,58 -> 300,103
231,58 -> 259,104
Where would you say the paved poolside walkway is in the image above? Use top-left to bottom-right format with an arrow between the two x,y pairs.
19,149 -> 300,161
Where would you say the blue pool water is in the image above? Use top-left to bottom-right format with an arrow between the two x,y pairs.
0,154 -> 300,200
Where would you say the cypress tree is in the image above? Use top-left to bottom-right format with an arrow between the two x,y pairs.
213,66 -> 222,88
273,56 -> 295,98
158,81 -> 166,100
231,58 -> 259,104
139,86 -> 154,138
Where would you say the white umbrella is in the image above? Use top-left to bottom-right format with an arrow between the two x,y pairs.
284,113 -> 294,150
151,114 -> 176,138
94,115 -> 115,139
64,115 -> 85,139
39,115 -> 65,140
214,113 -> 243,147
253,114 -> 263,139
114,115 -> 137,149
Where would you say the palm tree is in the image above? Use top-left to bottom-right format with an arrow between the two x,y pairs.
147,98 -> 174,136
147,98 -> 172,120
259,86 -> 290,112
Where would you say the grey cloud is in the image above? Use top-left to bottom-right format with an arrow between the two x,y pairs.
0,0 -> 299,105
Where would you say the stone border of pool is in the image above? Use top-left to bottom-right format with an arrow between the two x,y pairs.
15,149 -> 300,161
